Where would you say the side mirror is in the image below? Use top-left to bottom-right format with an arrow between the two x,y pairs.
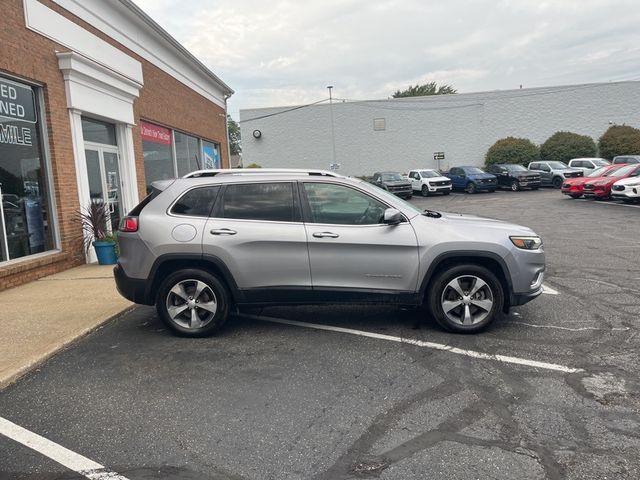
383,208 -> 402,225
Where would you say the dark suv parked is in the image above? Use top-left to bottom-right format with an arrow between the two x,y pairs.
371,171 -> 412,199
486,164 -> 541,191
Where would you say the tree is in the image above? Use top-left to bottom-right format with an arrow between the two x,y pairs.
540,131 -> 597,163
392,82 -> 457,98
485,137 -> 540,167
598,125 -> 640,160
227,115 -> 241,156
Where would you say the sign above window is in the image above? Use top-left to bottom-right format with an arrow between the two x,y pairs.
140,121 -> 171,145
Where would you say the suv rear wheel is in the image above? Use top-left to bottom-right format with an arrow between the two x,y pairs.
427,264 -> 504,333
156,269 -> 230,337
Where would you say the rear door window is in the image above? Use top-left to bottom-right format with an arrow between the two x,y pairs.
220,183 -> 299,222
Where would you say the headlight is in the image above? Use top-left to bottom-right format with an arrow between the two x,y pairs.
510,236 -> 542,250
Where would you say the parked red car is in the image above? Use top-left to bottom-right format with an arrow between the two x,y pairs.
561,165 -> 624,198
583,164 -> 640,199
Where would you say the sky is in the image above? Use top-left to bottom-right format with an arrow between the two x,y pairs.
132,0 -> 640,120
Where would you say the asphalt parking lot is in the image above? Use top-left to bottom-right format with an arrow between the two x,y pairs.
1,188 -> 639,480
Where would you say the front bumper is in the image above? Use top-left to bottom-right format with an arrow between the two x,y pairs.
611,186 -> 640,199
427,184 -> 452,192
511,286 -> 543,306
114,264 -> 153,305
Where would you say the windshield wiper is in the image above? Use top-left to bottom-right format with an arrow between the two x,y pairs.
422,209 -> 442,218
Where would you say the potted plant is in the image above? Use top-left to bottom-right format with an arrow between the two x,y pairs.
77,201 -> 118,265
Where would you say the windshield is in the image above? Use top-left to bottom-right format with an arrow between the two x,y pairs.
504,165 -> 527,172
464,167 -> 485,174
588,167 -> 609,177
547,161 -> 569,169
419,170 -> 440,178
611,165 -> 637,177
381,173 -> 404,181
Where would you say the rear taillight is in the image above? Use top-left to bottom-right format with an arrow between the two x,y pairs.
119,216 -> 138,232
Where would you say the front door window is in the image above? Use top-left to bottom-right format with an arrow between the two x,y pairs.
84,147 -> 122,232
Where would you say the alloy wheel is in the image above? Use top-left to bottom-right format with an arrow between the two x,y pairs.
440,275 -> 494,326
165,279 -> 218,329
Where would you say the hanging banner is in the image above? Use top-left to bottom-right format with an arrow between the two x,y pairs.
140,121 -> 171,145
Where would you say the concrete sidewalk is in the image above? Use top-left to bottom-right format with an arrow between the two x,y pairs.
0,264 -> 133,390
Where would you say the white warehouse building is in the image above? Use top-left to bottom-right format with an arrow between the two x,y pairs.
239,81 -> 640,176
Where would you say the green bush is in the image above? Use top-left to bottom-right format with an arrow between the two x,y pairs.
485,137 -> 539,167
598,125 -> 640,160
540,131 -> 596,163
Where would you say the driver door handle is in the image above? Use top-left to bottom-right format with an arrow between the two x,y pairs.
313,231 -> 339,238
210,228 -> 237,236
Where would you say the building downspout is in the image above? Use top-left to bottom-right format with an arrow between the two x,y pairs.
224,93 -> 232,169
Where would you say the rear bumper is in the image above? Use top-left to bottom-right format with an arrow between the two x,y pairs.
114,264 -> 153,305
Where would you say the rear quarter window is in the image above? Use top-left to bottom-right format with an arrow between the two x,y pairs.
171,186 -> 220,217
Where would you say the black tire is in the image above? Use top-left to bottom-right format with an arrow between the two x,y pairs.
552,177 -> 563,189
466,182 -> 477,194
569,194 -> 581,199
421,185 -> 429,197
488,189 -> 496,193
426,264 -> 504,333
531,186 -> 539,190
405,194 -> 413,200
156,269 -> 230,337
510,180 -> 520,192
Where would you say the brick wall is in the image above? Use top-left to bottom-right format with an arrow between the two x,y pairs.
0,0 -> 230,291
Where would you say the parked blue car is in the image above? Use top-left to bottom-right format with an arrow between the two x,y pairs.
445,166 -> 498,193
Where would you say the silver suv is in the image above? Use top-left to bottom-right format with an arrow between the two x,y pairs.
114,169 -> 545,336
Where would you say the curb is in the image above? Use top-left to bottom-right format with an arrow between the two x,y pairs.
0,305 -> 137,392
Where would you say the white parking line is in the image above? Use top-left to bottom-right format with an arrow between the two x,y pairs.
0,416 -> 129,480
243,314 -> 584,374
576,199 -> 640,209
541,284 -> 560,295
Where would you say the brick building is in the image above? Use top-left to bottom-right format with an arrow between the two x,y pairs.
0,0 -> 233,290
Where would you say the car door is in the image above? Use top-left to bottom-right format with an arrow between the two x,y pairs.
301,181 -> 420,296
487,165 -> 505,187
202,181 -> 312,301
448,168 -> 462,188
408,171 -> 420,191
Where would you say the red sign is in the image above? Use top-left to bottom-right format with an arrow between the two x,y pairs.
140,121 -> 171,145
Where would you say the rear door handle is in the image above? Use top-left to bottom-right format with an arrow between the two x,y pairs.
210,228 -> 237,236
313,231 -> 339,238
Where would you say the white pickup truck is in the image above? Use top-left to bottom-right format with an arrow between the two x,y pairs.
407,169 -> 452,196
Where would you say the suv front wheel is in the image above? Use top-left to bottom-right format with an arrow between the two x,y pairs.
427,264 -> 504,333
156,269 -> 230,337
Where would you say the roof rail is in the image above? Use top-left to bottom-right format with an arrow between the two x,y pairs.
183,168 -> 342,178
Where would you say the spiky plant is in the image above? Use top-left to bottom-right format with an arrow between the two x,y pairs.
76,200 -> 109,252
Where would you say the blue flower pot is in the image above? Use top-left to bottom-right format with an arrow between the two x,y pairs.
93,240 -> 118,265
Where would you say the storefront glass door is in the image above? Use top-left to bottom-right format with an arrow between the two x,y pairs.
84,146 -> 122,232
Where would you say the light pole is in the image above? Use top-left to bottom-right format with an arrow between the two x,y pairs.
327,85 -> 337,170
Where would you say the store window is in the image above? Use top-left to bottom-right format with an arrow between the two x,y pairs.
175,131 -> 201,177
141,121 -> 221,192
141,121 -> 173,193
0,75 -> 55,263
202,140 -> 220,169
